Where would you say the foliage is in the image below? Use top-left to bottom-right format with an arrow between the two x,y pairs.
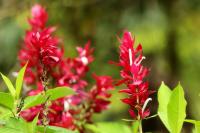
0,2 -> 200,132
158,82 -> 198,133
0,65 -> 76,133
22,87 -> 74,110
84,122 -> 132,133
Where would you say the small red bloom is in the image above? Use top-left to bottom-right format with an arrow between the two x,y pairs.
29,4 -> 48,30
51,112 -> 75,129
76,42 -> 94,66
56,42 -> 94,90
19,28 -> 60,67
89,74 -> 113,113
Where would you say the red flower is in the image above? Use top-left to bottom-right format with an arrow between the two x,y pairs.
51,112 -> 75,129
56,42 -> 94,90
31,29 -> 60,65
29,4 -> 48,30
116,31 -> 154,119
64,74 -> 114,124
76,41 -> 94,66
89,74 -> 113,113
19,28 -> 60,67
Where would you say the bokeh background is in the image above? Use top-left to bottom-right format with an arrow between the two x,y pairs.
0,0 -> 200,132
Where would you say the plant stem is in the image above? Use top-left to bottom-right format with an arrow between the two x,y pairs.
136,87 -> 143,133
138,120 -> 143,133
41,66 -> 50,133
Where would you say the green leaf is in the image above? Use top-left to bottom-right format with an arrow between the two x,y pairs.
37,126 -> 78,133
0,73 -> 16,97
84,124 -> 100,133
0,117 -> 45,133
22,93 -> 46,110
167,83 -> 187,133
132,121 -> 140,133
31,113 -> 39,129
158,82 -> 187,133
158,82 -> 172,131
0,92 -> 14,110
85,122 -> 132,133
0,106 -> 13,120
15,63 -> 27,100
46,87 -> 75,101
0,127 -> 22,133
0,117 -> 26,133
22,87 -> 74,110
25,114 -> 39,133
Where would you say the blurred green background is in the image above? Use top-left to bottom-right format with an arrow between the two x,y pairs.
0,0 -> 200,132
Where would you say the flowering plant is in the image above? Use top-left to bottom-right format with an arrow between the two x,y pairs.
18,4 -> 114,132
0,4 -> 199,133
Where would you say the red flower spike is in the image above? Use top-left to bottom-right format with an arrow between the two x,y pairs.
19,29 -> 60,70
115,31 -> 154,120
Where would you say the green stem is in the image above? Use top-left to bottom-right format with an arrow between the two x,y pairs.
136,87 -> 143,133
13,100 -> 18,117
138,120 -> 143,133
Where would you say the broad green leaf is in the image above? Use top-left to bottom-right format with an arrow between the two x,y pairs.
84,124 -> 100,133
0,106 -> 13,120
132,121 -> 140,133
0,118 -> 27,133
0,127 -> 22,133
167,83 -> 187,133
0,92 -> 14,110
158,82 -> 172,131
0,73 -> 16,97
31,114 -> 39,128
46,87 -> 75,101
15,63 -> 27,100
22,87 -> 74,110
37,126 -> 78,133
25,114 -> 39,133
22,93 -> 46,110
85,122 -> 132,133
0,117 -> 45,133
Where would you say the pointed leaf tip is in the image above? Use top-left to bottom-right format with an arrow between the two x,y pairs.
15,63 -> 28,99
0,73 -> 16,97
167,83 -> 187,133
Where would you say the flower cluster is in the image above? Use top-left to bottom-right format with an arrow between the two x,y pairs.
83,74 -> 113,122
116,31 -> 154,119
19,4 -> 113,131
19,4 -> 61,85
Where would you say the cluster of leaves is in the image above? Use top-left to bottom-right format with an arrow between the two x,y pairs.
0,65 -> 77,133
